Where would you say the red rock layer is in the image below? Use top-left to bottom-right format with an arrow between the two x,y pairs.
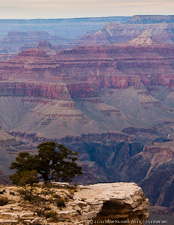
55,41 -> 174,88
0,82 -> 71,100
0,49 -> 61,74
0,37 -> 174,100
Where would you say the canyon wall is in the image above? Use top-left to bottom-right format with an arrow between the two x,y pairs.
0,18 -> 174,214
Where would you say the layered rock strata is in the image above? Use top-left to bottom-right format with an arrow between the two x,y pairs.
75,182 -> 149,225
0,182 -> 149,225
122,139 -> 174,211
78,21 -> 174,45
55,34 -> 174,89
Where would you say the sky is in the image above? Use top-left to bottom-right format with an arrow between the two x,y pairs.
0,0 -> 173,19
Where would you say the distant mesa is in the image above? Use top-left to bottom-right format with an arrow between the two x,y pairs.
0,30 -> 75,54
128,15 -> 174,24
7,31 -> 50,37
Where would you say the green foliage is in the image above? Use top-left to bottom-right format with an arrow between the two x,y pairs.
0,196 -> 8,206
10,152 -> 35,173
36,142 -> 82,183
10,170 -> 39,187
10,141 -> 82,184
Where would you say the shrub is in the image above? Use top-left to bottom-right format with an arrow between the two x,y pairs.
51,193 -> 61,199
55,197 -> 66,208
72,183 -> 78,192
70,189 -> 75,195
64,196 -> 69,202
0,196 -> 8,206
44,204 -> 52,210
68,189 -> 75,199
35,208 -> 45,217
18,189 -> 31,201
41,189 -> 50,195
0,189 -> 5,194
45,210 -> 58,222
10,191 -> 15,196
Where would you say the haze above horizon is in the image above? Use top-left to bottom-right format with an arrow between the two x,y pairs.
0,0 -> 173,19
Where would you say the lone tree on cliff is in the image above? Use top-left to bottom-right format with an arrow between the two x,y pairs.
10,141 -> 82,185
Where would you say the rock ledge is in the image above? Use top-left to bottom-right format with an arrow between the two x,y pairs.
0,182 -> 149,225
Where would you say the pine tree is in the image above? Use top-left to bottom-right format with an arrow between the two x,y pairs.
10,142 -> 82,185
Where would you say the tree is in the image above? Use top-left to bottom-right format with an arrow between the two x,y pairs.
10,152 -> 36,176
10,152 -> 39,202
10,141 -> 82,184
10,169 -> 39,187
36,142 -> 82,183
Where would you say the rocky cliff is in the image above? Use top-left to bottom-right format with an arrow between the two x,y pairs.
0,48 -> 101,100
78,22 -> 174,45
121,139 -> 174,211
55,34 -> 174,89
0,182 -> 149,225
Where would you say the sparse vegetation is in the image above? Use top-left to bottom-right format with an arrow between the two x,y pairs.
0,189 -> 5,194
12,170 -> 39,202
9,191 -> 15,196
0,196 -> 8,206
45,210 -> 59,222
72,183 -> 78,192
51,193 -> 61,199
15,182 -> 75,224
55,197 -> 66,207
70,189 -> 75,195
44,204 -> 52,210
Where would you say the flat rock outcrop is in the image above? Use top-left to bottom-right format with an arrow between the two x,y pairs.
74,182 -> 149,225
0,182 -> 149,225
